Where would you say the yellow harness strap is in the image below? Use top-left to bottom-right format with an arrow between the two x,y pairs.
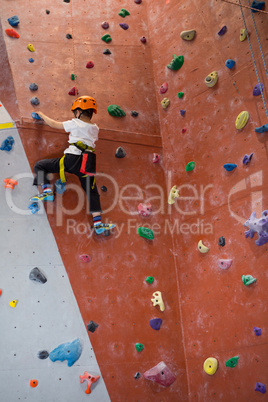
82,174 -> 96,189
59,155 -> 66,183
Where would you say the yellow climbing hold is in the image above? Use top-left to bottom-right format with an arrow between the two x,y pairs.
168,185 -> 180,205
180,29 -> 196,41
240,29 -> 247,42
9,300 -> 17,308
161,98 -> 170,109
27,44 -> 35,52
198,240 -> 209,254
204,71 -> 218,88
235,111 -> 249,130
203,357 -> 218,375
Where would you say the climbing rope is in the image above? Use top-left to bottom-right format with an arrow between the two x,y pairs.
221,0 -> 268,14
69,0 -> 77,89
238,0 -> 268,120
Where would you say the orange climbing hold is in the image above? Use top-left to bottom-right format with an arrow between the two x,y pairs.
4,178 -> 17,189
5,28 -> 20,38
79,371 -> 100,394
30,379 -> 38,388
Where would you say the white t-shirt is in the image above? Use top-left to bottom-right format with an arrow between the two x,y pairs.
62,118 -> 99,155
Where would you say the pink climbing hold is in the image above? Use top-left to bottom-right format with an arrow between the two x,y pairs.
160,82 -> 168,94
138,203 -> 152,217
144,361 -> 176,387
86,61 -> 94,69
182,128 -> 186,133
153,153 -> 160,163
217,259 -> 233,269
79,254 -> 91,263
68,87 -> 79,96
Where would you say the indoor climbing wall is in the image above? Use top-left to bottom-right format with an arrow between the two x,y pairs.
0,0 -> 268,401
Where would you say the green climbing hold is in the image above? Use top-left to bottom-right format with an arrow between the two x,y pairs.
119,8 -> 130,17
71,74 -> 76,81
167,55 -> 184,71
101,34 -> 112,43
242,275 -> 257,286
138,227 -> 154,240
186,161 -> 195,172
178,92 -> 184,98
135,343 -> 144,352
107,105 -> 126,117
225,356 -> 239,368
146,276 -> 154,284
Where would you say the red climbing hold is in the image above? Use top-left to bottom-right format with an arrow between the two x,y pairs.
144,361 -> 176,387
68,87 -> 79,96
182,128 -> 186,133
0,289 -> 2,296
160,82 -> 168,94
79,254 -> 91,263
5,28 -> 20,38
86,61 -> 94,69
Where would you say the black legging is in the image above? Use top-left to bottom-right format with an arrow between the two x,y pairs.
33,153 -> 102,213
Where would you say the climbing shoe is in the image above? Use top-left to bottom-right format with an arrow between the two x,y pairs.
94,223 -> 115,235
30,191 -> 54,202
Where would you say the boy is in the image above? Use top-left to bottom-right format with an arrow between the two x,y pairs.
31,95 -> 115,235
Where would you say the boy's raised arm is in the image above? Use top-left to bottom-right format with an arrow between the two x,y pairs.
37,111 -> 65,130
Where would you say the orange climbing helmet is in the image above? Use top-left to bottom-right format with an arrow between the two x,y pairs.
71,96 -> 97,114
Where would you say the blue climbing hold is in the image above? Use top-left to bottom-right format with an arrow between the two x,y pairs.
0,136 -> 14,151
255,123 -> 268,133
29,58 -> 34,63
224,163 -> 237,171
218,26 -> 227,36
225,59 -> 235,69
253,326 -> 261,336
119,23 -> 129,30
243,153 -> 253,165
251,0 -> 265,12
31,112 -> 41,120
8,16 -> 20,27
28,202 -> 39,214
49,338 -> 82,367
253,83 -> 264,96
55,179 -> 66,194
180,110 -> 186,116
31,97 -> 40,105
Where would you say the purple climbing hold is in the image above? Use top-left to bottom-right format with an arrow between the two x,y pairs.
253,83 -> 264,96
140,36 -> 147,43
242,153 -> 253,165
255,382 -> 266,394
119,23 -> 129,30
101,21 -> 109,29
135,0 -> 142,3
180,110 -> 186,116
150,318 -> 162,330
253,326 -> 261,336
244,210 -> 268,246
218,26 -> 227,36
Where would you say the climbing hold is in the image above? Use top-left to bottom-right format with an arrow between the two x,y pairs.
150,318 -> 162,330
30,380 -> 38,388
119,23 -> 129,30
103,48 -> 111,55
136,343 -> 144,352
115,147 -> 126,158
8,16 -> 20,27
55,179 -> 66,194
38,350 -> 49,359
80,371 -> 100,394
5,29 -> 20,38
138,227 -> 154,240
218,26 -> 227,36
135,0 -> 142,3
29,83 -> 38,91
31,112 -> 41,120
46,10 -> 50,14
101,185 -> 107,192
146,276 -> 154,284
30,97 -> 40,105
153,153 -> 160,163
240,28 -> 247,41
28,202 -> 39,214
29,58 -> 34,63
186,161 -> 195,172
63,0 -> 70,3
168,185 -> 179,205
160,82 -> 168,94
180,110 -> 186,116
203,357 -> 218,375
243,153 -> 253,165
27,44 -> 35,52
134,372 -> 141,379
144,361 -> 176,387
9,300 -> 17,308
254,326 -> 262,336
180,29 -> 196,41
242,274 -> 257,286
244,210 -> 268,246
86,61 -> 94,69
79,254 -> 91,263
253,82 -> 263,96
0,136 -> 14,151
182,128 -> 187,133
178,92 -> 184,98
225,59 -> 235,69
138,203 -> 152,217
167,55 -> 184,71
49,338 -> 82,367
4,179 -> 17,189
161,98 -> 170,109
217,259 -> 232,269
223,163 -> 237,172
0,289 -> 2,296
251,0 -> 265,13
101,21 -> 109,29
131,110 -> 139,117
68,87 -> 79,96
198,240 -> 209,254
255,123 -> 268,133
101,34 -> 112,43
140,36 -> 147,43
118,8 -> 130,17
219,236 -> 225,247
235,111 -> 249,129
66,33 -> 72,39
87,320 -> 99,333
151,291 -> 165,311
108,104 -> 126,117
29,267 -> 47,284
225,356 -> 239,368
205,71 -> 218,87
255,382 -> 266,394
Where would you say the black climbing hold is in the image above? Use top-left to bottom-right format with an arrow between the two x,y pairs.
63,0 -> 70,2
101,185 -> 107,192
115,147 -> 126,158
87,320 -> 99,333
103,48 -> 111,55
218,236 -> 225,247
29,83 -> 38,91
66,33 -> 72,39
135,0 -> 142,3
38,350 -> 49,360
29,267 -> 47,284
31,97 -> 40,105
131,111 -> 139,117
134,372 -> 141,379
46,9 -> 50,14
